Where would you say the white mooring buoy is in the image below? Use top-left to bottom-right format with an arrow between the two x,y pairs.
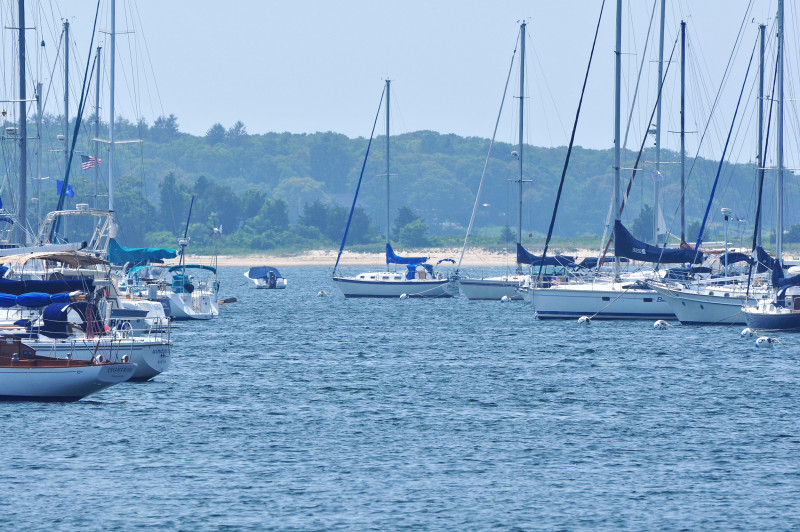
500,295 -> 511,303
578,316 -> 591,325
653,320 -> 670,330
740,327 -> 756,338
755,336 -> 776,348
399,293 -> 409,299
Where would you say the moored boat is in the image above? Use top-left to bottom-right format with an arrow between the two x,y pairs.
0,336 -> 136,401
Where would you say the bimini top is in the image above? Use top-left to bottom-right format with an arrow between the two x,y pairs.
167,264 -> 217,274
246,266 -> 282,279
0,251 -> 108,268
107,238 -> 177,265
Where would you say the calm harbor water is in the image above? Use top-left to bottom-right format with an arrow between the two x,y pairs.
2,265 -> 799,530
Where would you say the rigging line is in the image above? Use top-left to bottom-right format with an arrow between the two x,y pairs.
332,85 -> 386,275
51,0 -> 101,241
41,29 -> 63,113
454,30 -> 520,274
130,1 -> 165,118
536,0 -> 606,283
684,0 -> 755,183
598,29 -> 680,269
693,33 -> 758,260
621,0 -> 658,156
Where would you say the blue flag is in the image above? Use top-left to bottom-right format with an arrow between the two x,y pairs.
56,179 -> 75,198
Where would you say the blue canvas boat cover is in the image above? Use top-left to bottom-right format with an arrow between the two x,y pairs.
386,243 -> 427,265
246,266 -> 282,279
0,277 -> 92,295
614,221 -> 702,264
0,292 -> 73,308
755,246 -> 777,273
405,263 -> 434,280
39,301 -> 103,339
722,252 -> 752,265
516,244 -> 574,267
108,238 -> 177,265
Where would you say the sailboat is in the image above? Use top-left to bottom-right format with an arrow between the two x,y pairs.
457,21 -> 534,301
741,0 -> 800,331
0,335 -> 136,402
331,80 -> 455,298
525,0 -> 683,320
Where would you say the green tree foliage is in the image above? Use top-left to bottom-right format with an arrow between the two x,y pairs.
398,218 -> 432,247
392,206 -> 420,240
631,205 -> 654,241
23,112 -> 781,254
205,123 -> 226,145
499,221 -> 515,244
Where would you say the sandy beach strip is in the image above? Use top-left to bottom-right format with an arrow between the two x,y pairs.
182,248 -> 535,268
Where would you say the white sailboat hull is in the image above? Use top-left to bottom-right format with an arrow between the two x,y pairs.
647,283 -> 755,325
332,276 -> 454,298
29,337 -> 171,382
457,277 -> 526,300
526,282 -> 675,320
0,362 -> 136,401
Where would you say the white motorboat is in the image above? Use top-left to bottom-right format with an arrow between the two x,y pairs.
0,336 -> 136,401
244,266 -> 288,289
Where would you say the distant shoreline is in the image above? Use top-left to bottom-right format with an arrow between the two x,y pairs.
182,248 -> 533,268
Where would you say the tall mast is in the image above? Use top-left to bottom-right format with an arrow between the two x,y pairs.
680,20 -> 686,241
653,0 -> 665,244
94,46 -> 102,209
63,20 -> 69,175
109,0 -> 116,211
36,82 -> 42,227
17,0 -> 27,243
516,21 -> 526,274
385,78 -> 390,272
757,23 -> 765,248
776,0 -> 784,263
613,0 -> 622,280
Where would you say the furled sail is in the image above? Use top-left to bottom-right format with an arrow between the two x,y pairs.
614,221 -> 701,264
386,243 -> 427,265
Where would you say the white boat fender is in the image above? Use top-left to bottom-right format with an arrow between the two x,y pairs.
578,316 -> 591,325
740,327 -> 756,338
755,336 -> 777,348
500,295 -> 511,303
653,320 -> 670,330
399,293 -> 409,299
317,290 -> 327,297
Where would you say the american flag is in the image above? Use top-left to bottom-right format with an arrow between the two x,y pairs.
81,155 -> 102,170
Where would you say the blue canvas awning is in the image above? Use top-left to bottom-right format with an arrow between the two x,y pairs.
108,238 -> 177,265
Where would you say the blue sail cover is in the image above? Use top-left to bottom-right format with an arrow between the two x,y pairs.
0,292 -> 72,308
756,247 -> 777,273
386,243 -> 427,265
0,277 -> 92,295
246,266 -> 282,279
39,301 -> 103,339
614,221 -> 702,264
516,244 -> 574,266
721,252 -> 752,265
108,238 -> 177,265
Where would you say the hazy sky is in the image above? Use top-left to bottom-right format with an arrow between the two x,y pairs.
13,1 -> 795,160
